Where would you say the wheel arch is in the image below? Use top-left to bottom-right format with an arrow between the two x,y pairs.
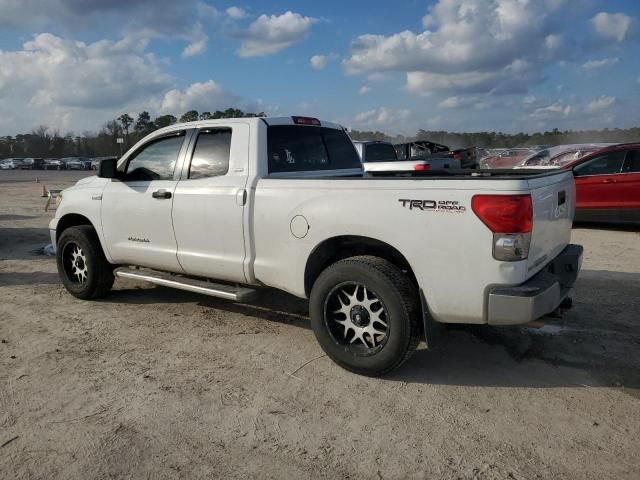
304,235 -> 418,297
55,213 -> 95,243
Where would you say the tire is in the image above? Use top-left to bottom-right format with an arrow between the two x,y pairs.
56,225 -> 114,300
309,255 -> 421,376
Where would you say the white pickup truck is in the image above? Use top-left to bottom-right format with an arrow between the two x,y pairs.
50,116 -> 583,376
353,140 -> 460,173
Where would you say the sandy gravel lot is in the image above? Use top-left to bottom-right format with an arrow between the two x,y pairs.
1,170 -> 639,479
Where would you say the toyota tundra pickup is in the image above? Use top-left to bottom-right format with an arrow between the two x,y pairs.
50,116 -> 583,376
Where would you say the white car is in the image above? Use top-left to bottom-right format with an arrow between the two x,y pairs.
50,116 -> 582,375
0,158 -> 23,169
514,144 -> 614,169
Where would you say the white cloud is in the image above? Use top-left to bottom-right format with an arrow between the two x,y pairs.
160,80 -> 240,113
437,95 -> 490,110
438,96 -> 463,109
406,59 -> 538,96
0,33 -> 171,130
591,12 -> 632,42
344,0 -> 567,95
531,102 -> 573,118
545,34 -> 562,50
367,73 -> 387,82
310,55 -> 327,70
523,95 -> 537,106
226,6 -> 248,20
586,96 -> 616,113
473,101 -> 492,110
352,107 -> 410,127
0,2 -> 225,61
310,53 -> 338,70
0,33 -> 258,134
358,85 -> 372,95
182,25 -> 208,57
237,11 -> 317,57
581,58 -> 619,70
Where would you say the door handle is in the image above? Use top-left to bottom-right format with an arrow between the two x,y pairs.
152,190 -> 172,199
236,188 -> 247,206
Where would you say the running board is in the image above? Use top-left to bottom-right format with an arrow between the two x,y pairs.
114,267 -> 257,302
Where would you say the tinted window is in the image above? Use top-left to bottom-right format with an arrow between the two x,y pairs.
268,126 -> 361,173
365,143 -> 398,162
125,134 -> 184,181
189,129 -> 232,179
574,151 -> 625,176
623,150 -> 640,173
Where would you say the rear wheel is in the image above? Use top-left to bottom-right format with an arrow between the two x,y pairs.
56,226 -> 114,300
309,256 -> 421,376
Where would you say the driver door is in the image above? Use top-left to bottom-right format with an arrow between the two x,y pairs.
101,130 -> 191,272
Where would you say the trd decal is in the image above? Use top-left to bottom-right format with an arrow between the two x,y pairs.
399,199 -> 466,213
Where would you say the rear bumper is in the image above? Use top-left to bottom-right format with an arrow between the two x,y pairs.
487,244 -> 583,325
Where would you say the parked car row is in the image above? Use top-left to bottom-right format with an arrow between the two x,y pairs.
483,143 -> 640,225
0,157 -> 105,170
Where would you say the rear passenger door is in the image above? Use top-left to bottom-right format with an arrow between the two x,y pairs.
172,124 -> 250,283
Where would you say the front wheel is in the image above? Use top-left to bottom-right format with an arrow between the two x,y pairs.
309,256 -> 421,376
56,226 -> 114,300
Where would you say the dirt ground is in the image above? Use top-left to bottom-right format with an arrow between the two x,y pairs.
1,170 -> 639,479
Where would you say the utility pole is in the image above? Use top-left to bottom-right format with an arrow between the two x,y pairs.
117,137 -> 124,157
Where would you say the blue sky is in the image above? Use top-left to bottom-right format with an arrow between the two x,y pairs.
0,0 -> 639,136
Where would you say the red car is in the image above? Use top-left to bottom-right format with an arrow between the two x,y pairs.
562,144 -> 640,224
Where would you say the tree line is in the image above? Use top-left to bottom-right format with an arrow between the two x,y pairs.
1,109 -> 639,158
0,108 -> 265,159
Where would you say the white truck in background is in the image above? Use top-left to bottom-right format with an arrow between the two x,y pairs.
353,140 -> 460,173
50,116 -> 583,376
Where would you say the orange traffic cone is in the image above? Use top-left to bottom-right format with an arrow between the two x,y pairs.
40,184 -> 49,197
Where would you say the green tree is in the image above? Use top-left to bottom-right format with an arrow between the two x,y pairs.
118,113 -> 134,146
134,111 -> 154,136
180,110 -> 199,123
154,114 -> 177,129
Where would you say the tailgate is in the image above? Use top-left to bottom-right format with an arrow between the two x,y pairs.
526,171 -> 575,277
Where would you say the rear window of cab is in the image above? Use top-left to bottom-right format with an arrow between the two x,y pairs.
267,126 -> 361,173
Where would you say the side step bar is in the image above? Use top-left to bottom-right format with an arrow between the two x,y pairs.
114,267 -> 257,302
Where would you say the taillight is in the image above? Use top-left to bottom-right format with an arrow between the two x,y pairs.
472,194 -> 533,261
471,195 -> 532,233
414,163 -> 431,171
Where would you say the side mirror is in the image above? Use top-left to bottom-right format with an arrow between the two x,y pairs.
98,158 -> 119,179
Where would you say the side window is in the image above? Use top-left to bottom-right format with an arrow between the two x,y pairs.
573,151 -> 625,176
623,150 -> 640,173
188,129 -> 232,179
124,133 -> 184,181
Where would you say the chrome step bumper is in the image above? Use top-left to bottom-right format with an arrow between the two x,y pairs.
114,267 -> 257,302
